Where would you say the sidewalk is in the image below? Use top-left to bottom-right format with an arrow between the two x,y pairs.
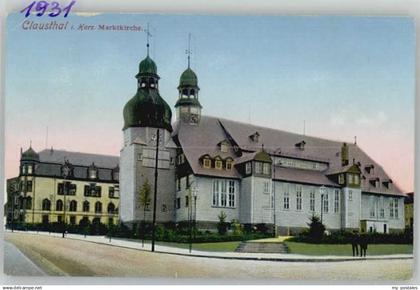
5,230 -> 413,263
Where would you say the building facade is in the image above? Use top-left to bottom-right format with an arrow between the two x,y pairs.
119,49 -> 407,234
6,148 -> 120,227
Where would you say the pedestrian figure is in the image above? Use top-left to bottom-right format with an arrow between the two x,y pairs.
359,233 -> 368,257
351,231 -> 359,257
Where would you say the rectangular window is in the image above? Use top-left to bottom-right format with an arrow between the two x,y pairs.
338,174 -> 344,184
176,198 -> 181,209
228,181 -> 235,207
109,187 -> 115,198
203,158 -> 211,168
354,174 -> 360,185
264,181 -> 270,194
348,173 -> 354,184
245,162 -> 252,174
255,162 -> 262,174
380,208 -> 385,218
185,195 -> 189,207
215,160 -> 223,170
27,165 -> 33,174
186,175 -> 190,189
323,194 -> 329,213
310,188 -> 315,212
212,180 -> 219,206
176,178 -> 181,191
348,190 -> 353,201
296,186 -> 302,211
334,189 -> 340,213
394,198 -> 399,218
263,163 -> 271,175
283,184 -> 289,210
226,161 -> 233,170
389,199 -> 394,218
370,197 -> 375,218
26,181 -> 33,192
221,180 -> 227,207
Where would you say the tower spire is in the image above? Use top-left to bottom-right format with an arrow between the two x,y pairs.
146,23 -> 151,56
186,33 -> 192,68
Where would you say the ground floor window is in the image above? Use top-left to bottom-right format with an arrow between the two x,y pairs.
70,216 -> 76,225
213,179 -> 235,208
309,189 -> 315,212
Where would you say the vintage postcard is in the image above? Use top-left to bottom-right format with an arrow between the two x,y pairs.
2,9 -> 415,282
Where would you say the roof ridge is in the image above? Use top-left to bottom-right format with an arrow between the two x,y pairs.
38,148 -> 119,158
197,114 -> 352,145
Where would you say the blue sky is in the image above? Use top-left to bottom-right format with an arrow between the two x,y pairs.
5,13 -> 415,191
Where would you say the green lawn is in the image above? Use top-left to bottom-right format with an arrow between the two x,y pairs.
156,241 -> 241,252
284,241 -> 413,256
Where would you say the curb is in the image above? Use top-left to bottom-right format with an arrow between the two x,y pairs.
7,231 -> 414,263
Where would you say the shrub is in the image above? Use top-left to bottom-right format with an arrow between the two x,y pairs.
217,211 -> 228,235
306,215 -> 325,243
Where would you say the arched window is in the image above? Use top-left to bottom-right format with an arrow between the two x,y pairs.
69,200 -> 77,212
83,201 -> 90,212
149,78 -> 155,88
182,88 -> 188,97
95,201 -> 102,213
190,89 -> 195,97
56,199 -> 63,211
42,199 -> 51,211
25,196 -> 32,210
107,202 -> 115,214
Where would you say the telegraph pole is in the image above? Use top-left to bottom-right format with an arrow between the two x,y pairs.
151,129 -> 160,252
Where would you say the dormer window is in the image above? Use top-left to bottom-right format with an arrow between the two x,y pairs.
245,162 -> 252,174
365,164 -> 374,174
249,132 -> 260,143
338,174 -> 344,184
215,157 -> 223,170
221,143 -> 228,153
382,179 -> 392,189
295,141 -> 306,150
89,164 -> 97,179
226,159 -> 233,170
203,158 -> 211,169
369,178 -> 379,187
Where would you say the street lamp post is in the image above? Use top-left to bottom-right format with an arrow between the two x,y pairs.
188,182 -> 198,254
319,186 -> 327,224
151,129 -> 160,252
108,213 -> 112,243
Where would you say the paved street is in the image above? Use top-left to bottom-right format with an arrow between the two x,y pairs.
4,232 -> 413,280
3,240 -> 46,276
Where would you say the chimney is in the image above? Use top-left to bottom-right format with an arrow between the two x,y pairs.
341,143 -> 349,166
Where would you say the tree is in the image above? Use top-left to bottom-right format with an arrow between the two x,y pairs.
217,211 -> 228,235
138,179 -> 151,247
307,215 -> 326,243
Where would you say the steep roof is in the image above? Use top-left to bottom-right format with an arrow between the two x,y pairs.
174,115 -> 403,196
38,149 -> 119,169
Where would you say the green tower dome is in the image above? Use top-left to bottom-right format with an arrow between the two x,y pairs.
178,67 -> 198,88
123,55 -> 172,132
21,146 -> 39,161
136,55 -> 157,77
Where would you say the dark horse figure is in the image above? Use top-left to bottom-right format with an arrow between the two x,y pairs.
359,233 -> 368,257
351,231 -> 360,257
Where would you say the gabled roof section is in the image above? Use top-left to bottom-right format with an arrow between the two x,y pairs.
174,115 -> 404,195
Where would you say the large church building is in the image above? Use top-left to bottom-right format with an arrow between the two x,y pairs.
120,48 -> 406,235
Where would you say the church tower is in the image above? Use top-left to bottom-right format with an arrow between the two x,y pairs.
175,34 -> 202,124
120,34 -> 177,227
